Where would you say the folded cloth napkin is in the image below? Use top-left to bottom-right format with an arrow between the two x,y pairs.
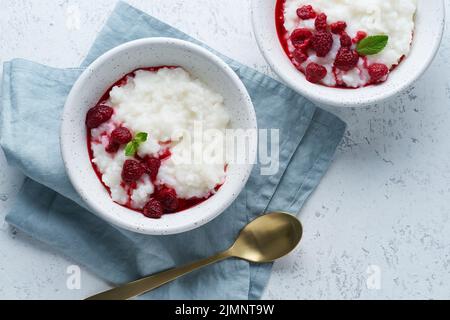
0,1 -> 346,299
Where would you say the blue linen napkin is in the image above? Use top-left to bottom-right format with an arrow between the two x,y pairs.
0,1 -> 346,299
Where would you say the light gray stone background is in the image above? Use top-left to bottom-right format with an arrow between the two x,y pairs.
0,0 -> 449,300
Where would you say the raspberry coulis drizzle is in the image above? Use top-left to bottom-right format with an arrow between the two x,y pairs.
87,66 -> 224,217
275,0 -> 291,59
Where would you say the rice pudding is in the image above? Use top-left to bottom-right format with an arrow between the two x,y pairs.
86,67 -> 230,219
276,0 -> 417,88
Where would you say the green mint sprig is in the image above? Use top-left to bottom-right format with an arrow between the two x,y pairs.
356,35 -> 389,56
125,132 -> 148,157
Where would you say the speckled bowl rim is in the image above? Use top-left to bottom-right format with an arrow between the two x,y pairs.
251,0 -> 446,107
61,38 -> 257,235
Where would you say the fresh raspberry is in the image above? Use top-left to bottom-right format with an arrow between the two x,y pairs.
296,5 -> 316,20
146,157 -> 161,181
298,39 -> 311,52
368,63 -> 389,83
86,105 -> 113,129
159,149 -> 172,160
311,31 -> 333,57
314,13 -> 328,31
292,49 -> 308,64
122,160 -> 146,184
105,142 -> 120,153
157,187 -> 179,213
340,33 -> 352,47
330,21 -> 347,34
111,127 -> 133,145
143,198 -> 163,219
290,28 -> 313,49
353,31 -> 367,44
305,63 -> 327,84
334,47 -> 359,71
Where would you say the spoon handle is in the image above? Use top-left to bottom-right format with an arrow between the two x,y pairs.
86,250 -> 232,300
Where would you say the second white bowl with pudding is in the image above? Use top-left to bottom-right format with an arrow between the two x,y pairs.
61,38 -> 257,235
252,0 -> 445,107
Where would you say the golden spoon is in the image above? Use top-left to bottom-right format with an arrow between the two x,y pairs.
86,211 -> 302,300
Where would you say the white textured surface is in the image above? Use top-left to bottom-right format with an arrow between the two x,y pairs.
0,0 -> 449,300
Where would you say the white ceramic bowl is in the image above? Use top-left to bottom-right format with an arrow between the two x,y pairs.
252,0 -> 446,107
61,38 -> 257,235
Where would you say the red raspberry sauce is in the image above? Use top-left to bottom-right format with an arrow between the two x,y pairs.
275,0 -> 291,59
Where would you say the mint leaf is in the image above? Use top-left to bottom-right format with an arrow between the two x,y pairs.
125,132 -> 148,157
125,141 -> 138,157
356,35 -> 389,56
135,132 -> 148,143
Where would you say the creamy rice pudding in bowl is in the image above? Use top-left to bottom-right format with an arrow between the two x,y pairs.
252,0 -> 445,107
61,38 -> 257,235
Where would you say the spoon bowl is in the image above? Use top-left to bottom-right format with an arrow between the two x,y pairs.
230,212 -> 302,263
